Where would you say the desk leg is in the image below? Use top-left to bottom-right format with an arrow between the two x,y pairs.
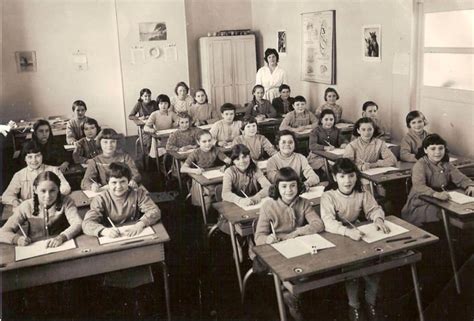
197,182 -> 208,225
369,182 -> 375,195
441,209 -> 461,294
138,126 -> 145,157
273,273 -> 287,321
174,158 -> 183,192
229,222 -> 243,293
160,262 -> 171,321
410,263 -> 424,321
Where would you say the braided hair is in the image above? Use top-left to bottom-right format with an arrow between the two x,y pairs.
32,171 -> 63,216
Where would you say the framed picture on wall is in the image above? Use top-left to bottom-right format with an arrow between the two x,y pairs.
301,10 -> 336,84
139,22 -> 167,41
277,30 -> 287,56
362,25 -> 381,62
15,51 -> 37,73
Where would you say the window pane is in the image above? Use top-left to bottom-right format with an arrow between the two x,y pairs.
423,53 -> 474,91
424,10 -> 474,47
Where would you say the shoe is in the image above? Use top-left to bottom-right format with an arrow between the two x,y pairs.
365,303 -> 379,321
348,306 -> 367,321
283,290 -> 303,321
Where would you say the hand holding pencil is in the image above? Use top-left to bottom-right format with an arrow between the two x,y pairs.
16,223 -> 31,246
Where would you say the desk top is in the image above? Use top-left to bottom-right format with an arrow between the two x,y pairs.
188,167 -> 225,186
254,216 -> 438,282
361,161 -> 414,184
420,191 -> 474,218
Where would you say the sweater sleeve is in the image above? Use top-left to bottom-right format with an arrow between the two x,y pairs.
129,102 -> 141,119
208,105 -> 220,124
266,156 -> 278,183
410,160 -> 436,196
60,197 -> 83,240
66,120 -> 76,144
266,102 -> 277,118
81,159 -> 99,190
261,136 -> 277,157
400,135 -> 417,162
300,155 -> 320,186
362,192 -> 385,222
221,169 -> 243,204
51,167 -> 71,196
165,132 -> 179,152
124,154 -> 142,184
309,112 -> 318,128
309,129 -> 325,152
82,195 -> 107,237
255,170 -> 272,199
343,143 -> 363,170
320,192 -> 347,236
0,206 -> 28,244
137,190 -> 161,226
254,203 -> 272,245
209,122 -> 220,141
374,142 -> 397,167
279,113 -> 293,131
1,172 -> 22,205
449,164 -> 474,189
294,200 -> 324,235
72,142 -> 88,164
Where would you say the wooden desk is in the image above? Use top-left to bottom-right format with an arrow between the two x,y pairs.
188,168 -> 224,225
420,192 -> 474,294
130,117 -> 147,158
254,216 -> 438,321
450,156 -> 474,170
0,223 -> 172,321
361,161 -> 414,195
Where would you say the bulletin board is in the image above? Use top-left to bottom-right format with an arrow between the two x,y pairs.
301,10 -> 336,84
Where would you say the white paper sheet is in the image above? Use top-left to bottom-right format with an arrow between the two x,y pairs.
359,221 -> 409,244
156,128 -> 177,135
83,190 -> 101,198
198,124 -> 213,130
335,123 -> 353,129
257,117 -> 278,123
297,129 -> 312,135
448,191 -> 474,205
98,226 -> 155,245
328,148 -> 346,155
300,185 -> 325,200
449,157 -> 458,162
386,143 -> 398,148
64,144 -> 75,151
236,197 -> 271,211
362,167 -> 400,176
202,169 -> 224,180
272,234 -> 335,259
15,239 -> 77,261
81,163 -> 88,168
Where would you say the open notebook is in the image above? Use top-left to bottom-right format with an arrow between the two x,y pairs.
358,220 -> 409,243
236,197 -> 271,211
202,169 -> 224,180
15,239 -> 77,261
300,185 -> 325,200
362,166 -> 400,176
448,191 -> 474,205
328,148 -> 345,156
271,234 -> 335,259
98,226 -> 155,245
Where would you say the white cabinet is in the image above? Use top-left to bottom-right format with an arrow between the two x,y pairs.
199,35 -> 256,109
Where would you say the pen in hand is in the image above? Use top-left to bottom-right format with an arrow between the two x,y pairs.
342,217 -> 365,236
270,220 -> 277,240
107,217 -> 121,236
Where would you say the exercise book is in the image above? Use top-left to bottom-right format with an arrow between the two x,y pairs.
202,169 -> 224,180
98,226 -> 155,245
362,166 -> 400,176
271,234 -> 335,259
236,197 -> 271,211
300,185 -> 325,200
15,239 -> 77,261
448,191 -> 474,205
358,221 -> 409,243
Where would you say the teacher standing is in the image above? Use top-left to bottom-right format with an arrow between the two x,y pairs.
255,48 -> 288,102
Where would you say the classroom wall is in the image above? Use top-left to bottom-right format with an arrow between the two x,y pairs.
250,0 -> 414,143
184,0 -> 253,91
1,0 -> 126,133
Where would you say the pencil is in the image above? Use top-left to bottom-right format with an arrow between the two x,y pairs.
17,224 -> 27,238
192,162 -> 202,170
241,190 -> 249,198
342,217 -> 365,235
324,140 -> 334,147
107,217 -> 120,236
270,220 -> 277,239
90,178 -> 100,186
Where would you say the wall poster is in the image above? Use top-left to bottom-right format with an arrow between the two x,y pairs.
301,10 -> 336,84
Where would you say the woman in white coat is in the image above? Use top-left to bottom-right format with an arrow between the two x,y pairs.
255,48 -> 288,102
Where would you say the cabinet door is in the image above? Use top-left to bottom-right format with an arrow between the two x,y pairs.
208,39 -> 234,109
232,37 -> 257,107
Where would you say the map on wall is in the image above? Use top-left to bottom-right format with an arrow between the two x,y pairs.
301,10 -> 336,84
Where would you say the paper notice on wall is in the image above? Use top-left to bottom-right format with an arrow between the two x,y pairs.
131,46 -> 145,64
392,52 -> 410,75
165,44 -> 178,62
73,51 -> 88,71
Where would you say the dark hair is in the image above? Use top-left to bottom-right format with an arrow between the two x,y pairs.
21,140 -> 42,163
293,95 -> 306,104
275,130 -> 296,147
72,100 -> 87,112
251,85 -> 265,105
416,133 -> 450,162
106,162 -> 132,182
156,94 -> 171,105
329,158 -> 363,193
352,117 -> 380,138
318,109 -> 337,126
406,110 -> 428,128
174,81 -> 190,95
194,88 -> 208,103
176,112 -> 192,121
32,119 -> 53,145
264,48 -> 279,63
324,87 -> 340,101
81,117 -> 101,136
240,115 -> 258,131
138,88 -> 152,102
279,84 -> 290,92
220,103 -> 236,113
95,128 -> 122,149
362,101 -> 378,112
33,171 -> 63,216
228,144 -> 257,176
269,167 -> 304,200
195,129 -> 212,142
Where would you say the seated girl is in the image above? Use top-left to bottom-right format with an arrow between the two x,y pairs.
171,81 -> 194,114
271,84 -> 294,116
189,88 -> 219,126
128,88 -> 158,120
245,85 -> 277,120
314,87 -> 343,123
32,119 -> 70,173
232,116 -> 277,161
279,96 -> 318,133
66,100 -> 88,144
400,110 -> 430,162
72,117 -> 101,164
210,103 -> 242,148
165,112 -> 199,153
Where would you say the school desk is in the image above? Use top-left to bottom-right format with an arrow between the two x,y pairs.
212,182 -> 328,295
361,161 -> 414,195
253,216 -> 438,321
130,117 -> 147,158
420,191 -> 474,294
0,222 -> 171,321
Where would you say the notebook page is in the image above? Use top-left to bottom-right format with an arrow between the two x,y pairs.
236,197 -> 270,211
300,186 -> 325,200
83,190 -> 101,198
448,191 -> 474,205
15,239 -> 77,261
271,239 -> 309,259
296,234 -> 336,251
335,123 -> 353,129
359,221 -> 409,243
362,167 -> 400,176
202,169 -> 224,180
98,226 -> 155,245
328,148 -> 346,155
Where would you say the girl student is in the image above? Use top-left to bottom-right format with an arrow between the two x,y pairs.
307,109 -> 348,177
32,119 -> 70,173
81,128 -> 141,192
128,88 -> 158,120
320,158 -> 390,321
181,129 -> 231,210
266,130 -> 320,187
210,103 -> 242,148
254,167 -> 324,320
189,88 -> 219,126
244,84 -> 277,120
72,117 -> 101,164
400,110 -> 430,162
401,134 -> 474,227
0,171 -> 82,247
361,101 -> 391,142
271,84 -> 295,116
232,116 -> 277,161
66,100 -> 88,144
314,87 -> 343,123
171,81 -> 194,114
279,95 -> 318,132
2,141 -> 71,207
165,112 -> 199,152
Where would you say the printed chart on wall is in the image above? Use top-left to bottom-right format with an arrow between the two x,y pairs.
301,10 -> 336,84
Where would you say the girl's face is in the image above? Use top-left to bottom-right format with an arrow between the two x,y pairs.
83,123 -> 98,139
74,106 -> 87,119
321,114 -> 335,129
233,153 -> 251,172
280,89 -> 290,100
177,86 -> 187,99
357,123 -> 374,142
178,117 -> 190,130
108,176 -> 129,197
364,105 -> 378,118
267,54 -> 278,66
141,92 -> 151,104
326,92 -> 338,104
198,133 -> 213,152
278,135 -> 295,156
409,117 -> 425,133
243,122 -> 258,137
278,180 -> 298,204
36,125 -> 50,144
222,110 -> 235,123
101,138 -> 117,156
424,144 -> 445,163
293,101 -> 306,114
25,152 -> 43,170
334,172 -> 357,195
195,91 -> 207,104
159,101 -> 170,112
254,88 -> 265,101
35,180 -> 59,208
